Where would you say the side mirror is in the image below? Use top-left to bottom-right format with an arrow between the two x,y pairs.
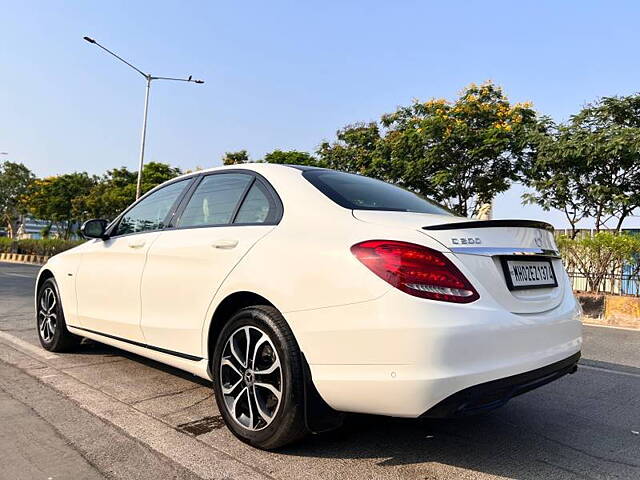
80,219 -> 109,240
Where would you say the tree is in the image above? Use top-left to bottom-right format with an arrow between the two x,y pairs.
73,162 -> 182,221
263,149 -> 320,166
72,167 -> 137,221
24,172 -> 96,239
557,232 -> 640,293
317,123 -> 382,174
222,150 -> 250,165
315,82 -> 541,217
0,161 -> 34,238
523,94 -> 640,236
379,82 -> 540,216
221,148 -> 321,167
138,162 -> 182,192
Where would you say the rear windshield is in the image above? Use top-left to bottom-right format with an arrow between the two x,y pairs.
302,169 -> 452,215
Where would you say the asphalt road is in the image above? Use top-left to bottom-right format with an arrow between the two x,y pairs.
1,261 -> 639,480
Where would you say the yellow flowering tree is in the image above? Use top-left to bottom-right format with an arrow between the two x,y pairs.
378,82 -> 540,216
316,82 -> 541,217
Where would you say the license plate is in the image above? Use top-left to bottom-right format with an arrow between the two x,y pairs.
500,257 -> 558,290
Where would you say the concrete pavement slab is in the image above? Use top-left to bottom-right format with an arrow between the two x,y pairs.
0,360 -> 202,480
0,389 -> 105,480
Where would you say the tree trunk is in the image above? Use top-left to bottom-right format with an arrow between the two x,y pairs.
567,217 -> 578,239
6,218 -> 19,239
594,206 -> 602,233
615,210 -> 629,232
563,206 -> 578,239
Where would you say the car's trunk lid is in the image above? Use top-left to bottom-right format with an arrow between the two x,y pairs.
353,211 -> 565,314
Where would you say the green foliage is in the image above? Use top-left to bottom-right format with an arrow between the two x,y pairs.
0,161 -> 35,238
72,166 -> 136,221
222,148 -> 321,167
557,232 -> 640,293
263,149 -> 320,166
316,82 -> 541,216
382,83 -> 539,216
317,123 -> 382,174
23,172 -> 96,239
73,162 -> 181,221
138,162 -> 182,191
0,237 -> 12,253
523,94 -> 640,236
0,237 -> 84,256
40,223 -> 53,238
222,150 -> 250,165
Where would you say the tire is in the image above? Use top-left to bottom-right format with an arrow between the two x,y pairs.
36,277 -> 81,352
212,305 -> 308,449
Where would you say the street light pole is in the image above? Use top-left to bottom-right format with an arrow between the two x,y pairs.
83,36 -> 204,199
137,75 -> 152,200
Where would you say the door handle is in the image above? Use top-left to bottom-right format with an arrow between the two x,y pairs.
128,240 -> 146,249
212,239 -> 239,249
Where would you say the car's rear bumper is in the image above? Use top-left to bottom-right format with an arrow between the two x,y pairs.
421,351 -> 580,418
285,286 -> 582,417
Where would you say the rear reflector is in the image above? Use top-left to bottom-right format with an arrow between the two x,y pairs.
351,240 -> 479,303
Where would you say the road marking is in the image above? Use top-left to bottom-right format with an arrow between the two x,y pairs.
580,364 -> 640,379
0,330 -> 57,360
583,323 -> 640,333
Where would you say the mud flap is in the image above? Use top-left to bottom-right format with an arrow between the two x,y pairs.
301,353 -> 345,434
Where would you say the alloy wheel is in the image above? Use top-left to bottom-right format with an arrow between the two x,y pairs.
219,325 -> 283,431
38,287 -> 57,343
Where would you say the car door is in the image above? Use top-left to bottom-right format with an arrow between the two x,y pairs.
75,178 -> 192,342
140,171 -> 282,357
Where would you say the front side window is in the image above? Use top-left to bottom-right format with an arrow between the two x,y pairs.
114,179 -> 189,236
177,174 -> 253,227
302,169 -> 452,215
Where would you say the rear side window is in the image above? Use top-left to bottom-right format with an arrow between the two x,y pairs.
302,170 -> 452,215
234,181 -> 273,224
177,174 -> 252,227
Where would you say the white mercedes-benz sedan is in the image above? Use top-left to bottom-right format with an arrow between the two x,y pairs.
35,163 -> 582,449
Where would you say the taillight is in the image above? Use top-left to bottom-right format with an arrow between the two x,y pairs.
351,240 -> 479,303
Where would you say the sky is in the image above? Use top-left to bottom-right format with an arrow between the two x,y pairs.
2,0 -> 640,228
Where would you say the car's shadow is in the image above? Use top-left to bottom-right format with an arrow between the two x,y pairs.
280,403 -> 638,479
74,338 -> 212,387
67,341 -> 640,479
278,360 -> 640,478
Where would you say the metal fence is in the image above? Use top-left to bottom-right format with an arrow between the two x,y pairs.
566,269 -> 640,297
557,228 -> 640,297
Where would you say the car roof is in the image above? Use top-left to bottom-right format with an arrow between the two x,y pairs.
171,162 -> 322,182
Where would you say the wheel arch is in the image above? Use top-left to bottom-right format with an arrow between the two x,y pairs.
204,289 -> 344,435
35,268 -> 55,295
206,291 -> 275,371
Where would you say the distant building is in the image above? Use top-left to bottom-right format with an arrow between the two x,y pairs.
19,217 -> 65,239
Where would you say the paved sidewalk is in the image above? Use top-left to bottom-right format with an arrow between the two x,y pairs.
0,360 -> 202,480
0,388 -> 104,480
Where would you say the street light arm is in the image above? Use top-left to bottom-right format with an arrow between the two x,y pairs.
152,75 -> 205,84
83,36 -> 148,78
82,36 -> 204,200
